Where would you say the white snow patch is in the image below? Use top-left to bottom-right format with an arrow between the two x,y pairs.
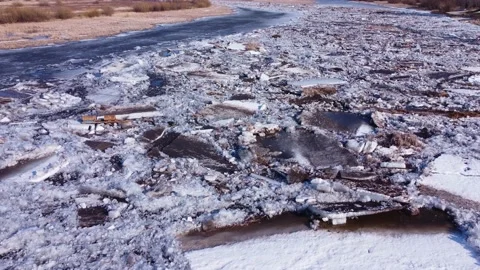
186,230 -> 477,270
422,154 -> 480,202
0,117 -> 10,123
259,73 -> 270,82
355,123 -> 375,137
227,42 -> 246,51
468,75 -> 480,85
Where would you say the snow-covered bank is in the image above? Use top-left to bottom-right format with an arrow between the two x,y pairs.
187,230 -> 478,270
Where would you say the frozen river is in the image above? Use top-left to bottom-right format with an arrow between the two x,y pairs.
0,0 -> 398,88
0,8 -> 290,87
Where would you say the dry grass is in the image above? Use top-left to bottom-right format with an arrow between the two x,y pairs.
401,0 -> 417,5
132,2 -> 150,12
363,0 -> 480,12
54,6 -> 72,19
83,8 -> 100,17
1,0 -> 212,25
101,5 -> 113,16
390,0 -> 480,12
0,6 -> 50,23
133,0 -> 211,12
193,0 -> 211,8
419,0 -> 456,12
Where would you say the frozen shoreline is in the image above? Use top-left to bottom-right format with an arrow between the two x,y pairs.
187,230 -> 479,269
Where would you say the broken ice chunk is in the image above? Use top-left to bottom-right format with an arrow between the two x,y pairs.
331,217 -> 347,225
259,73 -> 270,82
380,162 -> 407,169
256,129 -> 358,168
221,100 -> 266,113
291,78 -> 348,88
310,178 -> 334,193
300,111 -> 374,136
227,42 -> 246,51
0,117 -> 10,123
346,140 -> 364,153
308,202 -> 403,223
468,75 -> 480,85
356,123 -> 374,137
0,154 -> 69,183
362,141 -> 378,154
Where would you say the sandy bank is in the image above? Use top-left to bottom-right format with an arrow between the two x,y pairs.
0,5 -> 232,50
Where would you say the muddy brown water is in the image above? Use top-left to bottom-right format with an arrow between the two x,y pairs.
180,209 -> 456,252
180,213 -> 310,252
318,208 -> 454,233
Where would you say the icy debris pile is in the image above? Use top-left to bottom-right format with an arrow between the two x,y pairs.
1,5 -> 480,269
